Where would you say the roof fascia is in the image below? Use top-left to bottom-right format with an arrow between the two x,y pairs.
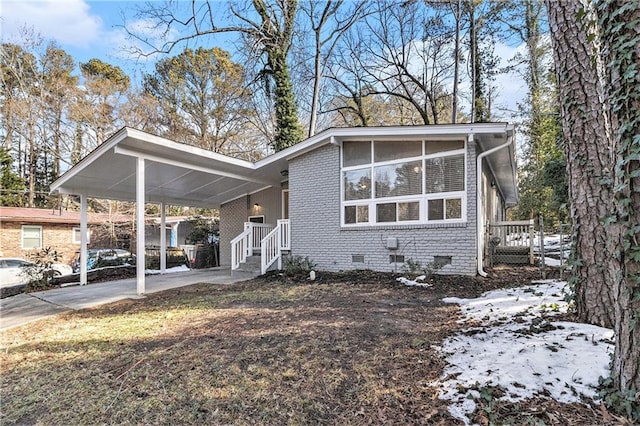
253,123 -> 514,168
124,128 -> 255,169
113,146 -> 280,186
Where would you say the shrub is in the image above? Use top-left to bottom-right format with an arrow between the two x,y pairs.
403,258 -> 444,278
283,255 -> 317,277
22,247 -> 62,291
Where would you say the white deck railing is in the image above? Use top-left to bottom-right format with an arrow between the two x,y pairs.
260,219 -> 291,274
487,219 -> 535,265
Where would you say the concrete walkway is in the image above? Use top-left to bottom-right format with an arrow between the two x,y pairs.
0,268 -> 256,331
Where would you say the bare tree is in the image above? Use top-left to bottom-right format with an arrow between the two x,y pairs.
300,0 -> 367,136
363,1 -> 456,124
126,0 -> 303,151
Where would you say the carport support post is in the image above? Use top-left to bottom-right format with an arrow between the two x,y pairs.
160,202 -> 166,274
80,194 -> 88,286
136,157 -> 146,295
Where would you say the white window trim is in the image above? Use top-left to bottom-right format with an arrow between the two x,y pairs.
21,225 -> 43,249
341,139 -> 467,227
72,227 -> 90,245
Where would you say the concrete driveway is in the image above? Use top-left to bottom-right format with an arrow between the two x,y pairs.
0,267 -> 256,331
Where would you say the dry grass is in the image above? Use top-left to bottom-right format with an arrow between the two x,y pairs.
0,270 -> 621,425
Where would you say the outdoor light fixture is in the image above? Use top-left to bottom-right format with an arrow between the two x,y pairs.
280,169 -> 289,177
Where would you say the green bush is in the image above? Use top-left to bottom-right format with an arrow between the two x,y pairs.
283,255 -> 316,276
402,258 -> 444,278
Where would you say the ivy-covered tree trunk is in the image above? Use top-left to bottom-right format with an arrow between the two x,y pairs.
546,0 -> 616,329
267,48 -> 303,151
599,0 -> 640,397
253,0 -> 303,152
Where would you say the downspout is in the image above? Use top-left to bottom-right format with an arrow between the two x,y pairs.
476,133 -> 514,277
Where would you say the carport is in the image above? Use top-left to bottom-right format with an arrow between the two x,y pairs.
50,127 -> 288,294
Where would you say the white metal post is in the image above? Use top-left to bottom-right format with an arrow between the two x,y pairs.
160,202 -> 166,274
136,157 -> 146,295
80,194 -> 88,286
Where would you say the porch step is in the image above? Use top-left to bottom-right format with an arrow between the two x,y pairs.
234,256 -> 262,273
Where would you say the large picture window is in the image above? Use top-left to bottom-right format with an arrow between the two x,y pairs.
342,139 -> 466,226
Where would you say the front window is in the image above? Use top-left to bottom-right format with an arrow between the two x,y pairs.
341,139 -> 466,226
22,225 -> 42,249
73,227 -> 90,244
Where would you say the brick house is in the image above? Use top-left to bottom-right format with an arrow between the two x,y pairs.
0,207 -> 132,264
51,124 -> 517,290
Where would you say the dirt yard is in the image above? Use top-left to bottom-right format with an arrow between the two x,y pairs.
0,268 -> 622,425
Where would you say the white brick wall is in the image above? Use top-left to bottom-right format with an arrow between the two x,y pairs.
289,142 -> 480,275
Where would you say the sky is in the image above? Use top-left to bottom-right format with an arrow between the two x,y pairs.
0,0 -> 529,120
1,0 -> 164,78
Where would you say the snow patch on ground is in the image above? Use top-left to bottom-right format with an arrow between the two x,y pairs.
145,265 -> 190,275
436,281 -> 614,425
396,275 -> 433,288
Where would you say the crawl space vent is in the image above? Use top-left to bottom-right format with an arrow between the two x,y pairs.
352,255 -> 365,263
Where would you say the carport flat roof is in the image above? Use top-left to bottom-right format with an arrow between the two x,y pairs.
51,124 -> 517,207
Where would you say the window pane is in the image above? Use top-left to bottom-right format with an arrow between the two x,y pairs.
428,199 -> 444,221
345,206 -> 356,224
446,198 -> 462,219
398,202 -> 419,221
374,140 -> 422,162
376,203 -> 396,222
345,205 -> 369,224
344,169 -> 371,200
357,205 -> 369,223
425,154 -> 464,193
425,140 -> 464,154
343,141 -> 371,167
22,226 -> 41,249
375,160 -> 422,198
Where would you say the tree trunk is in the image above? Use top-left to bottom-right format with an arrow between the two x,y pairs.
546,0 -> 616,329
268,48 -> 303,151
308,35 -> 322,137
599,0 -> 640,395
451,0 -> 461,123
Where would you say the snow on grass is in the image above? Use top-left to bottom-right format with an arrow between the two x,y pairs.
436,280 -> 614,425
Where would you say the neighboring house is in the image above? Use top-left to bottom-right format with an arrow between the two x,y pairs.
0,208 -> 206,265
0,207 -> 130,264
50,124 -> 517,290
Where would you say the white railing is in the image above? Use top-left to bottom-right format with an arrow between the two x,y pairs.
231,226 -> 252,271
260,219 -> 290,275
233,220 -> 290,273
278,219 -> 290,251
250,223 -> 273,252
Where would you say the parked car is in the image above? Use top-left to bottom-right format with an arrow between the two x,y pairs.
71,249 -> 135,273
0,257 -> 73,288
144,246 -> 190,270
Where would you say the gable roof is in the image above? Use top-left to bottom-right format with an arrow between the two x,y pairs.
51,124 -> 517,208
